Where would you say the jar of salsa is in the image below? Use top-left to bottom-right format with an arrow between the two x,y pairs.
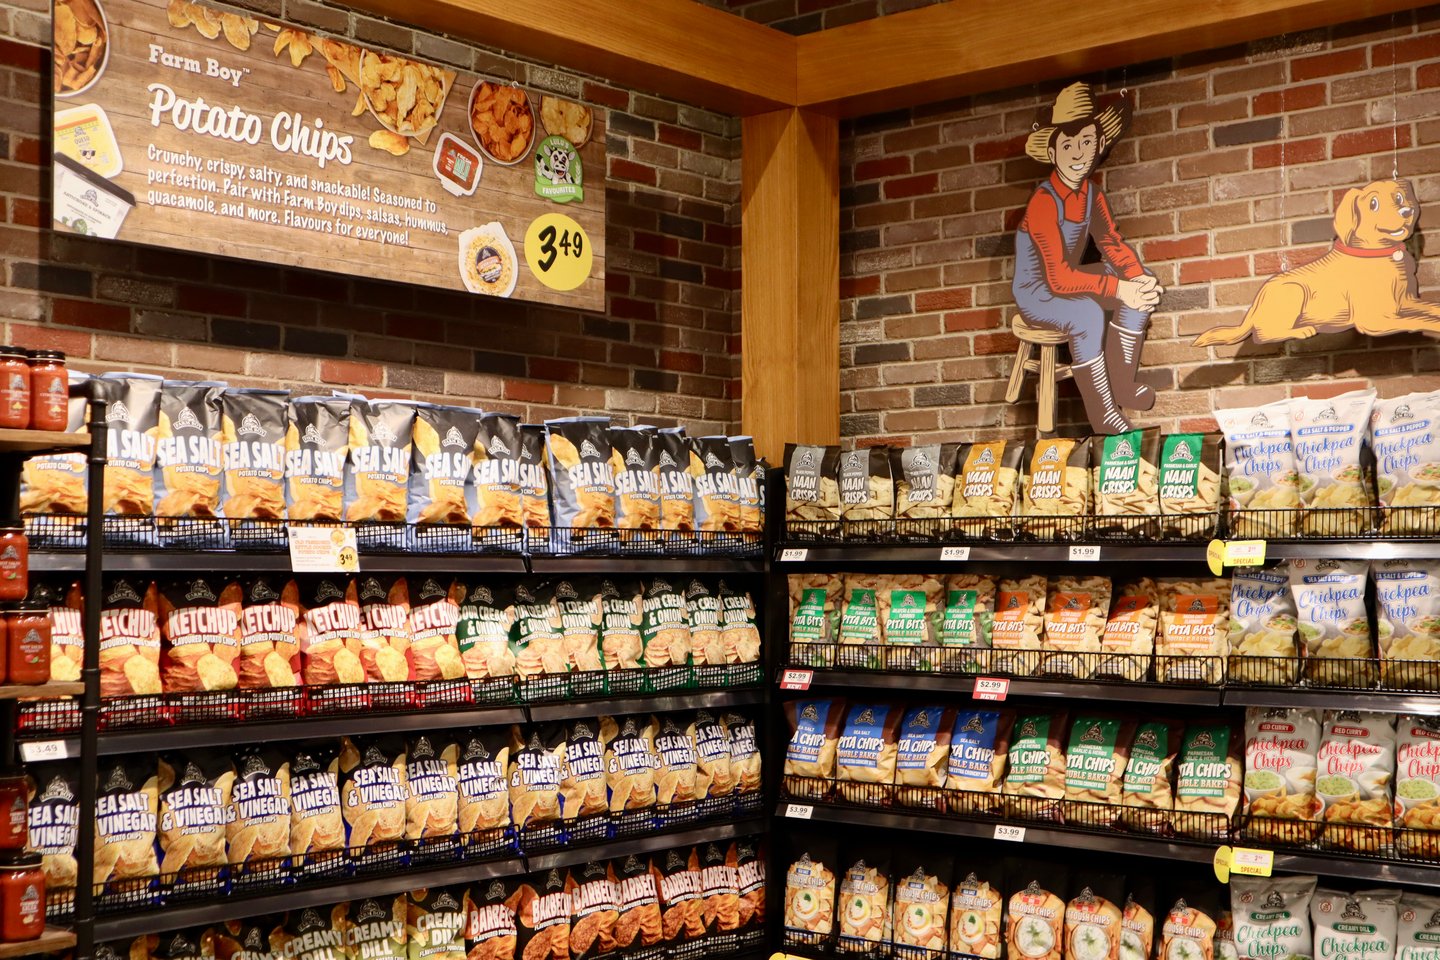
5,609 -> 47,685
27,352 -> 67,433
0,775 -> 25,853
0,349 -> 29,430
0,527 -> 26,603
0,853 -> 44,941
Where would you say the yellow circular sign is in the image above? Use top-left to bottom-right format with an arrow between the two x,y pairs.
525,213 -> 593,291
1213,844 -> 1233,884
1206,538 -> 1226,577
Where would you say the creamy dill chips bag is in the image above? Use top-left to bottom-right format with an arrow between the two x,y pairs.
1290,390 -> 1376,536
1230,876 -> 1316,960
1370,391 -> 1440,536
1399,893 -> 1440,960
1158,433 -> 1222,538
1217,400 -> 1301,539
1309,889 -> 1399,960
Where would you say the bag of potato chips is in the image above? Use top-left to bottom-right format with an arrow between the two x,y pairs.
1021,438 -> 1089,538
298,577 -> 364,690
465,878 -> 519,960
472,413 -> 527,552
158,576 -> 241,695
357,574 -> 415,692
345,398 -> 415,549
408,577 -> 467,686
785,444 -> 842,539
156,751 -> 233,894
288,742 -> 346,877
508,725 -> 564,843
559,719 -> 609,839
657,428 -> 696,542
612,427 -> 661,545
694,711 -> 736,815
408,887 -> 467,960
21,371 -> 91,546
339,735 -> 408,867
456,729 -> 511,853
719,580 -> 762,679
685,579 -> 725,682
409,404 -> 481,553
547,417 -> 617,548
457,583 -> 516,687
274,907 -> 347,960
654,713 -> 700,813
39,581 -> 83,685
96,373 -> 165,545
227,746 -> 291,888
952,441 -> 1022,538
26,763 -> 78,905
99,577 -> 163,700
641,578 -> 692,689
568,861 -> 620,960
693,436 -> 741,537
286,397 -> 349,522
404,733 -> 460,854
156,380 -> 226,547
519,425 -> 552,535
730,436 -> 762,536
220,388 -> 288,547
511,582 -> 569,697
553,578 -> 603,692
236,577 -> 301,705
347,897 -> 407,960
95,756 -> 159,894
601,715 -> 659,829
839,448 -> 893,537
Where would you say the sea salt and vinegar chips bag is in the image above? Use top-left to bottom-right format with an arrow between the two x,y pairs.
1370,390 -> 1440,536
1217,399 -> 1301,539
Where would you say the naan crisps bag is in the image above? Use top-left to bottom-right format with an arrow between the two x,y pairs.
1217,400 -> 1301,539
155,380 -> 226,546
508,725 -> 563,840
409,577 -> 466,685
991,576 -> 1047,676
1243,707 -> 1322,844
357,574 -> 415,687
346,897 -> 407,960
1091,428 -> 1160,538
227,747 -> 290,887
466,878 -> 519,960
946,708 -> 1014,813
835,702 -> 902,805
1002,711 -> 1069,820
1371,391 -> 1440,536
471,413 -> 526,547
838,447 -> 893,533
159,576 -> 242,694
407,887 -> 467,960
518,424 -> 551,534
156,750 -> 232,892
730,436 -> 763,536
892,444 -> 959,537
691,435 -> 741,535
791,573 -> 842,667
298,577 -> 364,688
613,855 -> 663,957
1175,720 -> 1242,839
1158,433 -> 1223,539
1021,438 -> 1090,538
785,444 -> 842,538
836,845 -> 891,958
598,579 -> 644,689
952,441 -> 1022,538
346,398 -> 415,548
784,699 -> 845,799
1396,716 -> 1440,858
95,373 -> 164,544
339,735 -> 408,864
235,577 -> 301,698
568,861 -> 620,960
1311,888 -> 1398,960
1156,578 -> 1230,685
457,583 -> 516,685
1039,575 -> 1112,679
95,757 -> 158,892
99,577 -> 163,699
1231,877 -> 1316,960
951,871 -> 1004,960
560,719 -> 609,837
1291,390 -> 1377,536
26,763 -> 78,900
1289,559 -> 1374,686
895,705 -> 956,809
1316,711 -> 1397,852
640,578 -> 691,687
1374,560 -> 1440,689
1228,567 -> 1299,685
611,427 -> 661,542
657,428 -> 696,540
220,388 -> 288,545
1119,720 -> 1180,834
1063,714 -> 1137,826
1099,580 -> 1158,682
285,397 -> 349,522
725,712 -> 762,804
937,575 -> 997,673
287,742 -> 346,876
455,729 -> 510,848
21,372 -> 91,541
1398,892 -> 1440,960
601,715 -> 658,822
403,733 -> 460,849
409,404 -> 481,551
546,417 -> 616,545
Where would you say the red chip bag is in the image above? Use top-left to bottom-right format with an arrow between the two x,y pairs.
357,575 -> 415,684
298,578 -> 363,686
159,577 -> 242,693
99,578 -> 162,699
237,577 -> 302,690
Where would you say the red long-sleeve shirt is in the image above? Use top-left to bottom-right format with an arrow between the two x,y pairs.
1018,172 -> 1144,299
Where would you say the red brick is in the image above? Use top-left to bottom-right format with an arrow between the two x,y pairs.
1421,62 -> 1440,89
582,81 -> 629,110
9,199 -> 41,228
0,39 -> 43,71
915,289 -> 973,312
1253,138 -> 1327,168
1180,256 -> 1251,284
1333,125 -> 1412,158
945,309 -> 1003,332
52,299 -> 130,332
633,232 -> 680,257
528,358 -> 580,382
660,350 -> 704,373
974,135 -> 1027,163
609,158 -> 657,186
11,137 -> 41,166
177,285 -> 247,318
855,156 -> 911,181
319,360 -> 383,388
503,380 -> 555,404
842,276 -> 883,299
1177,98 -> 1249,127
658,124 -> 703,151
1253,84 -> 1327,116
1372,34 -> 1440,66
1143,235 -> 1210,261
1291,49 -> 1368,81
883,173 -> 939,200
973,331 -> 1019,355
7,324 -> 92,356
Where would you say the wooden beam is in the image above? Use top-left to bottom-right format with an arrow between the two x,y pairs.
796,0 -> 1430,116
341,0 -> 796,115
741,109 -> 840,464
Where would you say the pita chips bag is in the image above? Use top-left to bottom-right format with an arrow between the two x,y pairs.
156,751 -> 233,893
456,583 -> 517,687
507,725 -> 564,843
220,388 -> 288,546
285,397 -> 349,522
21,371 -> 91,542
287,742 -> 346,877
657,428 -> 697,540
96,373 -> 165,544
227,747 -> 291,888
785,443 -> 842,538
159,576 -> 242,694
611,427 -> 661,543
409,404 -> 481,551
298,577 -> 364,688
472,413 -> 527,550
94,757 -> 159,895
836,702 -> 903,805
455,728 -> 511,851
894,704 -> 956,809
519,424 -> 552,533
155,380 -> 226,546
546,417 -> 617,545
409,577 -> 467,685
99,577 -> 163,700
339,734 -> 408,866
784,698 -> 845,799
346,398 -> 415,547
235,576 -> 301,701
404,733 -> 460,851
1174,720 -> 1243,839
730,436 -> 763,536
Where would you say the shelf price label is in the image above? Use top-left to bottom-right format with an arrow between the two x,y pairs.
940,546 -> 971,562
1207,539 -> 1267,576
20,739 -> 71,762
1213,845 -> 1273,882
1069,545 -> 1101,562
779,548 -> 809,562
993,824 -> 1026,842
288,525 -> 359,573
973,677 -> 1009,701
780,668 -> 814,691
785,804 -> 814,820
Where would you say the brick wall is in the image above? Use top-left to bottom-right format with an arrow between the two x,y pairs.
836,7 -> 1440,447
0,0 -> 741,431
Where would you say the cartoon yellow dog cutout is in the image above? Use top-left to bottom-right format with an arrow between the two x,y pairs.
1193,179 -> 1440,345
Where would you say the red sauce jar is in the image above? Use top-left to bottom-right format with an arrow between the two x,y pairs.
0,775 -> 25,853
0,527 -> 26,604
5,610 -> 47,686
0,853 -> 44,941
27,352 -> 67,433
0,349 -> 29,431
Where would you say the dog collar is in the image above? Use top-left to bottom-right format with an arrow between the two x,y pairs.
1333,238 -> 1406,261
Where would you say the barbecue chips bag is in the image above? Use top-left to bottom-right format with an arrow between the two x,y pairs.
472,413 -> 525,536
236,576 -> 300,692
96,373 -> 164,535
547,417 -> 616,541
159,576 -> 242,693
95,756 -> 159,889
611,427 -> 661,541
227,747 -> 291,885
657,428 -> 696,538
409,404 -> 481,548
339,735 -> 408,860
220,389 -> 288,542
1158,433 -> 1223,538
785,444 -> 842,537
952,441 -> 1022,536
1218,400 -> 1301,539
298,577 -> 363,686
613,855 -> 664,957
656,848 -> 706,948
568,861 -> 620,960
288,742 -> 345,874
99,577 -> 163,699
466,878 -> 519,960
156,751 -> 233,886
514,870 -> 572,960
409,577 -> 466,683
285,397 -> 349,522
155,380 -> 226,544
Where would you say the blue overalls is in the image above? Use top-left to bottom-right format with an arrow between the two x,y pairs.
1012,178 -> 1149,365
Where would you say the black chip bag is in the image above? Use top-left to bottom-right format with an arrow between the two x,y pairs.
346,398 -> 416,548
287,742 -> 346,877
736,839 -> 766,949
598,578 -> 644,693
613,854 -> 664,960
656,428 -> 696,541
409,403 -> 481,553
560,719 -> 609,840
95,756 -> 159,896
213,915 -> 279,960
546,417 -> 616,547
513,869 -> 572,960
466,877 -> 519,960
273,905 -> 347,960
511,582 -> 569,698
346,896 -> 407,960
155,380 -> 226,547
685,579 -> 724,684
700,841 -> 741,950
407,886 -> 467,960
640,578 -> 692,690
694,711 -> 735,817
227,747 -> 291,888
518,425 -> 551,533
507,725 -> 563,846
339,734 -> 408,867
156,750 -> 233,894
655,847 -> 706,955
472,413 -> 526,552
151,927 -> 207,960
286,397 -> 349,522
691,436 -> 741,537
26,763 -> 78,909
729,436 -> 762,536
554,578 -> 603,691
96,373 -> 165,544
601,715 -> 659,833
404,733 -> 460,856
220,388 -> 288,547
784,444 -> 842,539
718,580 -> 762,682
611,426 -> 661,544
567,861 -> 619,960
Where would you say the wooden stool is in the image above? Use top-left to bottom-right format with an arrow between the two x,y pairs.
1004,315 -> 1072,434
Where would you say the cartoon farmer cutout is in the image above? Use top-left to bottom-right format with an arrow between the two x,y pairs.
1013,82 -> 1163,434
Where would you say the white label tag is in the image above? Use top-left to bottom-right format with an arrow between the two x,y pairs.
779,668 -> 814,691
780,548 -> 809,562
288,525 -> 359,573
1224,540 -> 1267,567
785,804 -> 814,820
973,677 -> 1010,701
20,740 -> 70,762
940,546 -> 971,561
1069,545 -> 1101,562
993,824 -> 1026,842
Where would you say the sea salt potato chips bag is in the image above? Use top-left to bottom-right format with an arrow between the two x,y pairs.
946,708 -> 1013,813
409,404 -> 480,550
158,576 -> 242,693
730,436 -> 762,535
1231,877 -> 1316,960
286,397 -> 349,522
1174,720 -> 1242,839
1371,391 -> 1440,536
785,443 -> 842,537
657,428 -> 696,539
1091,428 -> 1160,538
1217,399 -> 1301,539
1243,707 -> 1322,844
611,427 -> 661,543
838,447 -> 893,533
1158,433 -> 1223,539
1316,710 -> 1396,852
891,444 -> 959,537
784,698 -> 845,799
1291,390 -> 1377,536
952,441 -> 1022,537
21,371 -> 91,539
96,373 -> 165,542
346,398 -> 415,546
472,413 -> 525,536
1022,438 -> 1090,536
546,417 -> 616,543
518,423 -> 551,532
894,705 -> 956,809
1227,567 -> 1299,685
155,380 -> 226,545
220,389 -> 288,545
1156,578 -> 1230,685
99,577 -> 163,698
1374,559 -> 1440,689
1289,559 -> 1374,686
692,435 -> 742,535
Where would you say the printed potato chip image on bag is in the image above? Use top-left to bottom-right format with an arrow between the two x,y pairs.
156,751 -> 233,890
1119,720 -> 1180,834
936,574 -> 998,673
790,573 -> 842,667
892,444 -> 959,536
456,728 -> 511,845
286,397 -> 349,522
409,577 -> 467,684
508,725 -> 564,835
597,578 -> 644,686
339,734 -> 408,861
654,713 -> 700,810
99,577 -> 163,699
657,428 -> 696,541
785,444 -> 842,538
945,708 -> 1013,812
36,581 -> 84,684
1174,720 -> 1242,839
457,583 -> 517,682
466,877 -> 518,960
95,756 -> 159,891
511,583 -> 568,693
952,441 -> 1022,538
694,710 -> 735,810
151,927 -> 208,960
838,447 -> 893,534
1290,390 -> 1377,536
1370,391 -> 1440,536
220,388 -> 288,545
518,425 -> 552,533
1374,560 -> 1440,689
1218,400 -> 1301,539
568,861 -> 620,960
611,427 -> 661,543
155,380 -> 226,545
409,404 -> 481,551
215,915 -> 281,960
514,869 -> 572,960
409,886 -> 467,960
725,712 -> 762,801
1244,707 -> 1322,844
288,742 -> 346,876
21,372 -> 91,539
560,719 -> 609,835
692,435 -> 742,536
655,847 -> 705,948
784,845 -> 837,948
785,698 -> 845,799
227,747 -> 291,886
298,577 -> 364,687
1315,710 -> 1397,852
730,436 -> 763,536
346,398 -> 415,546
357,574 -> 415,685
684,579 -> 724,675
547,417 -> 616,545
701,841 -> 742,944
96,373 -> 165,543
273,906 -> 348,960
553,579 -> 603,682
719,580 -> 761,673
1091,428 -> 1159,538
602,715 -> 659,817
26,763 -> 79,897
991,576 -> 1047,677
1022,438 -> 1090,538
404,733 -> 460,847
736,840 -> 766,946
641,578 -> 692,686
472,413 -> 526,545
1157,433 -> 1223,539
892,855 -> 950,960
346,896 -> 407,960
236,576 -> 300,692
159,576 -> 242,693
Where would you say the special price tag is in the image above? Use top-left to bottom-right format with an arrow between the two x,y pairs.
973,677 -> 1009,701
288,526 -> 359,573
1207,539 -> 1267,576
525,212 -> 593,291
1213,845 -> 1273,882
779,668 -> 814,691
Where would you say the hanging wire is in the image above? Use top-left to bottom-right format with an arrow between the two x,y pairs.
1392,11 -> 1401,181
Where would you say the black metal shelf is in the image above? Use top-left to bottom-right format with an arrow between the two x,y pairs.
782,802 -> 1440,888
795,668 -> 1225,706
1222,686 -> 1440,715
530,556 -> 765,574
527,687 -> 766,721
524,817 -> 765,872
31,551 -> 529,573
774,540 -> 1440,567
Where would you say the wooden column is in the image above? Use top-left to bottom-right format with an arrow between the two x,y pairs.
741,108 -> 840,465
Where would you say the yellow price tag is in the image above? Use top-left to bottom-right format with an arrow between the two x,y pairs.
1213,845 -> 1232,883
1206,539 -> 1225,577
1224,540 -> 1267,567
525,213 -> 593,291
1231,846 -> 1274,877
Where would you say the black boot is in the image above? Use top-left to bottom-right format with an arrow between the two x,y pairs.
1106,323 -> 1156,411
1071,355 -> 1132,434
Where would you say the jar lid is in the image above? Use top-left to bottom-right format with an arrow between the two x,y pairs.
0,521 -> 22,531
0,852 -> 41,868
0,347 -> 25,359
29,350 -> 64,361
